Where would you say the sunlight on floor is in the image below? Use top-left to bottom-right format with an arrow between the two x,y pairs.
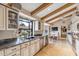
35,40 -> 75,56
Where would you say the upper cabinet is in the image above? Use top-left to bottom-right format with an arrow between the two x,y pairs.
34,21 -> 39,31
0,5 -> 5,30
5,8 -> 19,30
34,20 -> 44,31
0,4 -> 36,31
0,4 -> 19,30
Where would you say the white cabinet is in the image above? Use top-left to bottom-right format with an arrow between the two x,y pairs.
34,40 -> 40,53
34,21 -> 39,31
0,5 -> 5,30
37,40 -> 40,51
44,37 -> 46,46
0,38 -> 42,56
30,39 -> 40,56
30,40 -> 36,56
4,45 -> 20,56
40,39 -> 44,49
30,44 -> 35,56
33,40 -> 37,54
5,8 -> 18,30
7,50 -> 20,56
0,4 -> 18,30
21,47 -> 29,56
21,42 -> 30,56
0,50 -> 4,56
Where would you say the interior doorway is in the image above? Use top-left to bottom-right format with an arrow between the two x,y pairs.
61,26 -> 67,39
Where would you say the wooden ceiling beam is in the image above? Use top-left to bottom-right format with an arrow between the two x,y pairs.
64,14 -> 72,18
46,7 -> 76,23
31,3 -> 53,15
41,3 -> 75,20
49,20 -> 60,25
49,14 -> 72,25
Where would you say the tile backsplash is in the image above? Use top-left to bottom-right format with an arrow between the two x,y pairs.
0,30 -> 17,40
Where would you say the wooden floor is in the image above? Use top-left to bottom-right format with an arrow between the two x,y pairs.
35,40 -> 75,56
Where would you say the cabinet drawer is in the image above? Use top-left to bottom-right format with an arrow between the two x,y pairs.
0,50 -> 4,56
21,42 -> 29,48
5,45 -> 20,55
6,51 -> 20,56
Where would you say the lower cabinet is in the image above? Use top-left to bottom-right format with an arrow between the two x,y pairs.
42,39 -> 45,47
4,45 -> 20,56
37,41 -> 40,52
7,51 -> 20,56
21,42 -> 30,56
30,39 -> 40,56
0,50 -> 4,56
44,37 -> 46,46
30,43 -> 36,56
34,40 -> 40,53
40,39 -> 43,49
0,37 -> 45,56
21,48 -> 29,56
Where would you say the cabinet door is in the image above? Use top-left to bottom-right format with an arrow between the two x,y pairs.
5,45 -> 20,55
6,8 -> 18,30
44,37 -> 46,46
36,41 -> 40,52
34,42 -> 37,54
30,44 -> 35,56
21,47 -> 29,56
40,39 -> 43,49
0,50 -> 4,56
7,51 -> 20,56
0,5 -> 5,30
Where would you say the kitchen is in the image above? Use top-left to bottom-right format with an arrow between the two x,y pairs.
1,3 -> 79,56
0,3 -> 49,56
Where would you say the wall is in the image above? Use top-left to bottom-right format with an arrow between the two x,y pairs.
0,30 -> 17,40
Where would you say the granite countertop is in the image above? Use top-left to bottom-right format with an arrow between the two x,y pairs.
0,36 -> 45,50
0,36 -> 35,50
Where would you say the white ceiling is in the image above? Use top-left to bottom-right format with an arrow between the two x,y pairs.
46,4 -> 77,22
36,3 -> 66,18
21,3 -> 77,24
21,3 -> 43,12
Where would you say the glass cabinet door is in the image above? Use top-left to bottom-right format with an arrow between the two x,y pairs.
8,9 -> 18,29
